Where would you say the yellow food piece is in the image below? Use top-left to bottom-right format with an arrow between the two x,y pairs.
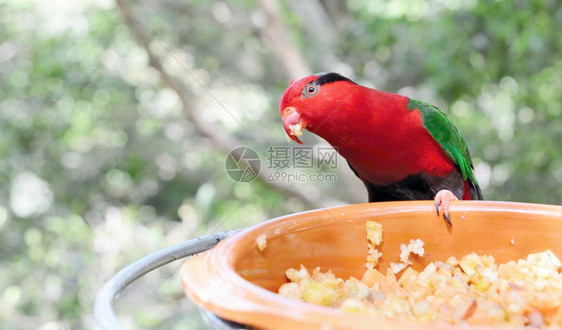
389,238 -> 426,274
400,238 -> 425,262
365,221 -> 384,269
289,123 -> 303,137
366,221 -> 383,246
389,262 -> 407,274
279,265 -> 343,307
302,282 -> 340,306
366,247 -> 382,269
342,277 -> 369,300
255,234 -> 267,251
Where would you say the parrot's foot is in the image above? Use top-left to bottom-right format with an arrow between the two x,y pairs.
434,189 -> 459,225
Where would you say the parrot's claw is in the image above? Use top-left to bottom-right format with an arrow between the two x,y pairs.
434,189 -> 458,226
443,212 -> 452,226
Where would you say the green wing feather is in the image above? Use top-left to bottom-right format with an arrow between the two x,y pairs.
407,99 -> 478,184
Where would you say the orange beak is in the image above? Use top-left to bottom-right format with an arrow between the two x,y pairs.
281,107 -> 306,144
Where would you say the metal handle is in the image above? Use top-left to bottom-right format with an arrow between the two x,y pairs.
94,229 -> 242,330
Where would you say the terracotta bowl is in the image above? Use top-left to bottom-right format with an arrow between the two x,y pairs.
180,201 -> 562,329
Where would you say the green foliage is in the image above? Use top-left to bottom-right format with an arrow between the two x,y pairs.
0,0 -> 560,328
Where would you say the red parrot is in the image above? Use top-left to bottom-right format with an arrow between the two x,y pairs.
279,72 -> 483,224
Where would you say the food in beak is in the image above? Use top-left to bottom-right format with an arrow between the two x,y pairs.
282,107 -> 305,144
289,123 -> 303,137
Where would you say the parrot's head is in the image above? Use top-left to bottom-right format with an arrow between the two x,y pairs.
279,72 -> 356,144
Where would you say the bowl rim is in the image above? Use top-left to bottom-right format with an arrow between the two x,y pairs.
181,200 -> 562,329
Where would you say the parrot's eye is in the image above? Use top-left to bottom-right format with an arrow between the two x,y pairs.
303,83 -> 319,97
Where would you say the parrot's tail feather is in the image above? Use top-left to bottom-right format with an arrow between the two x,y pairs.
467,180 -> 484,200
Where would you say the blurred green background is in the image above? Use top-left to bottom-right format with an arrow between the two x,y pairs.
1,0 -> 560,328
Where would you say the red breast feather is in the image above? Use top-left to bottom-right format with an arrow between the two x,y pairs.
307,86 -> 456,186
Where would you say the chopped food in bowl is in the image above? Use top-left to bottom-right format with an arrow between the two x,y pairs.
279,220 -> 562,327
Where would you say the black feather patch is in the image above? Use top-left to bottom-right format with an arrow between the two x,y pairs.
347,161 -> 469,202
314,72 -> 356,86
